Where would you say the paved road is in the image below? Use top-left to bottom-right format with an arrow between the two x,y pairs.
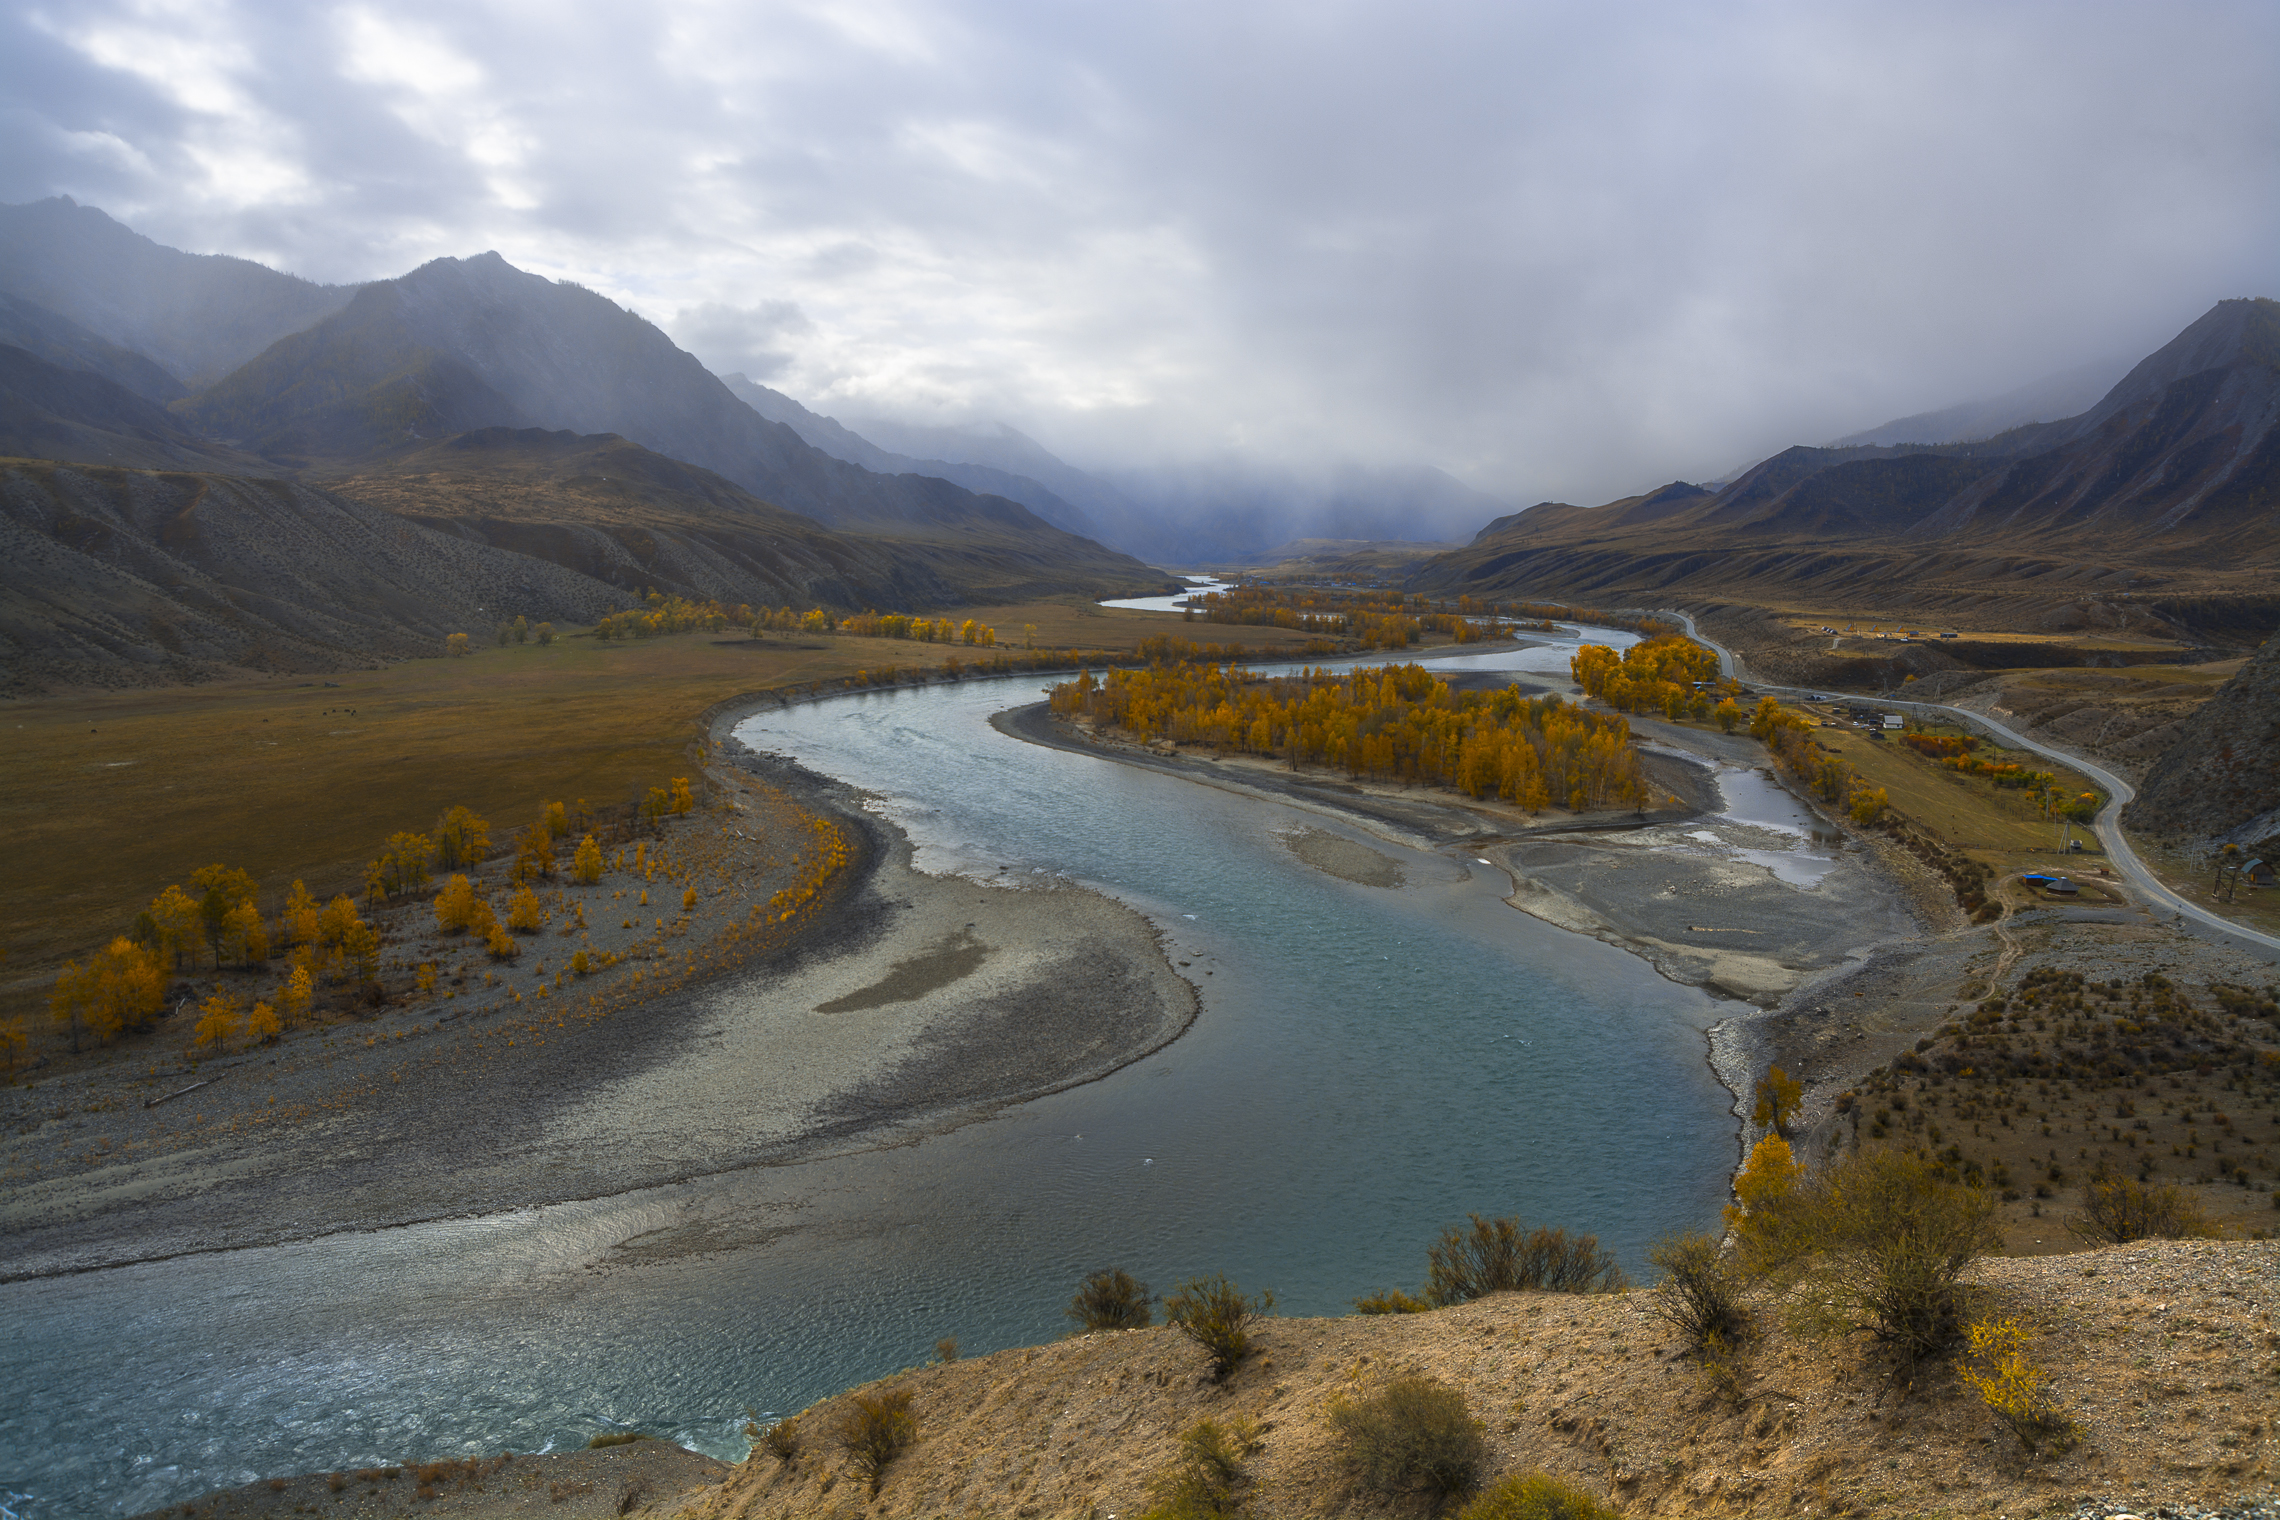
1644,609 -> 2280,959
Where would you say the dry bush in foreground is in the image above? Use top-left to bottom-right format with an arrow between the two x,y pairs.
1163,1274 -> 1275,1379
1137,1417 -> 1262,1520
837,1387 -> 918,1495
1454,1471 -> 1622,1520
1646,1231 -> 1751,1350
1736,1150 -> 1995,1367
1068,1267 -> 1153,1331
1426,1215 -> 1626,1305
1329,1375 -> 1486,1504
2067,1175 -> 2217,1244
758,1415 -> 801,1465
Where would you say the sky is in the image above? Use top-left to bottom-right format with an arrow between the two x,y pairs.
3,0 -> 2277,505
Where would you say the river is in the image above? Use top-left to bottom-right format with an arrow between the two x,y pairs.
2,626 -> 1748,1517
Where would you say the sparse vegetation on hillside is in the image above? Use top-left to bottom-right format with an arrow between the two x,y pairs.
1329,1375 -> 1486,1503
1163,1274 -> 1275,1380
1424,1214 -> 1627,1304
1067,1266 -> 1154,1332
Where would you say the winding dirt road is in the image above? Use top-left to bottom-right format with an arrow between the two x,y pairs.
1647,609 -> 2280,958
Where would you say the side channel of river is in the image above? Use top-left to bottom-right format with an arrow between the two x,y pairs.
3,628 -> 1747,1518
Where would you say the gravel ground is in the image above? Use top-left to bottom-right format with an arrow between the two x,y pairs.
0,727 -> 1197,1282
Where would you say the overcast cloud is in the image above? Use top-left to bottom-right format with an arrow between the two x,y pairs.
3,0 -> 2276,504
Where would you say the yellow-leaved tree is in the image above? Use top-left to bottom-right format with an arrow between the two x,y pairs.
543,801 -> 568,840
371,832 -> 434,899
281,880 -> 321,949
506,884 -> 544,932
341,920 -> 380,984
193,990 -> 241,1051
244,1000 -> 281,1044
1752,1064 -> 1804,1137
572,835 -> 603,884
279,961 -> 314,1025
669,777 -> 695,815
434,874 -> 479,933
220,900 -> 268,967
317,895 -> 362,948
1722,1134 -> 1804,1237
50,938 -> 168,1050
148,884 -> 205,969
434,806 -> 490,871
445,631 -> 471,657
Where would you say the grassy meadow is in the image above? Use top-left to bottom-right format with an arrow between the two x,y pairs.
0,599 -> 1324,1022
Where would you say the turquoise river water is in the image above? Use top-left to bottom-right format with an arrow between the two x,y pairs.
2,626 -> 1748,1517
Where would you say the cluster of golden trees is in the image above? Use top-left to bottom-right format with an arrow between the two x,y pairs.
1568,634 -> 1723,720
1050,662 -> 1647,810
50,866 -> 369,1052
585,590 -> 1004,647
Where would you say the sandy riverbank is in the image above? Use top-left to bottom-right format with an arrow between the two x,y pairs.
0,698 -> 1196,1282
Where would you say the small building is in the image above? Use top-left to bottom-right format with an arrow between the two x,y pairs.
2021,873 -> 2080,896
2246,858 -> 2275,887
1883,714 -> 1904,729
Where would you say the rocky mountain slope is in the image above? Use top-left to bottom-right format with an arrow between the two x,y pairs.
1410,299 -> 2280,641
719,374 -> 1099,538
179,251 -> 1149,567
2122,631 -> 2280,847
326,428 -> 983,610
0,345 -> 271,474
0,197 -> 358,385
0,457 -> 621,693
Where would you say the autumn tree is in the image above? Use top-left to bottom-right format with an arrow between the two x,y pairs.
434,874 -> 480,933
445,632 -> 471,657
1713,698 -> 1742,733
194,990 -> 242,1050
1722,1133 -> 1803,1236
220,900 -> 268,966
317,894 -> 362,949
50,938 -> 167,1050
1850,787 -> 1890,825
542,801 -> 568,840
279,962 -> 314,1025
512,615 -> 529,644
1752,1065 -> 1804,1136
370,832 -> 434,899
147,884 -> 205,969
571,835 -> 603,884
245,999 -> 281,1044
669,777 -> 695,815
341,920 -> 380,984
506,884 -> 544,932
434,806 -> 490,870
280,880 -> 320,948
512,824 -> 556,882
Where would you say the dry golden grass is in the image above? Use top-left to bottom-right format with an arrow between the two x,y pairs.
0,604 -> 1322,1023
1814,724 -> 2105,863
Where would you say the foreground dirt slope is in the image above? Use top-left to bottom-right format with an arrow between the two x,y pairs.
683,1241 -> 2277,1520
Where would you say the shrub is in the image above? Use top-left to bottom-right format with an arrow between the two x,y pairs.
1329,1376 -> 1485,1503
1959,1318 -> 2078,1455
1138,1417 -> 1261,1520
1425,1215 -> 1625,1305
1067,1267 -> 1153,1332
1351,1287 -> 1432,1314
1163,1274 -> 1274,1379
2066,1176 -> 2217,1245
1455,1472 -> 1621,1520
586,1430 -> 645,1448
759,1415 -> 801,1466
934,1336 -> 959,1363
836,1387 -> 917,1496
1738,1149 -> 1996,1367
1646,1231 -> 1751,1349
